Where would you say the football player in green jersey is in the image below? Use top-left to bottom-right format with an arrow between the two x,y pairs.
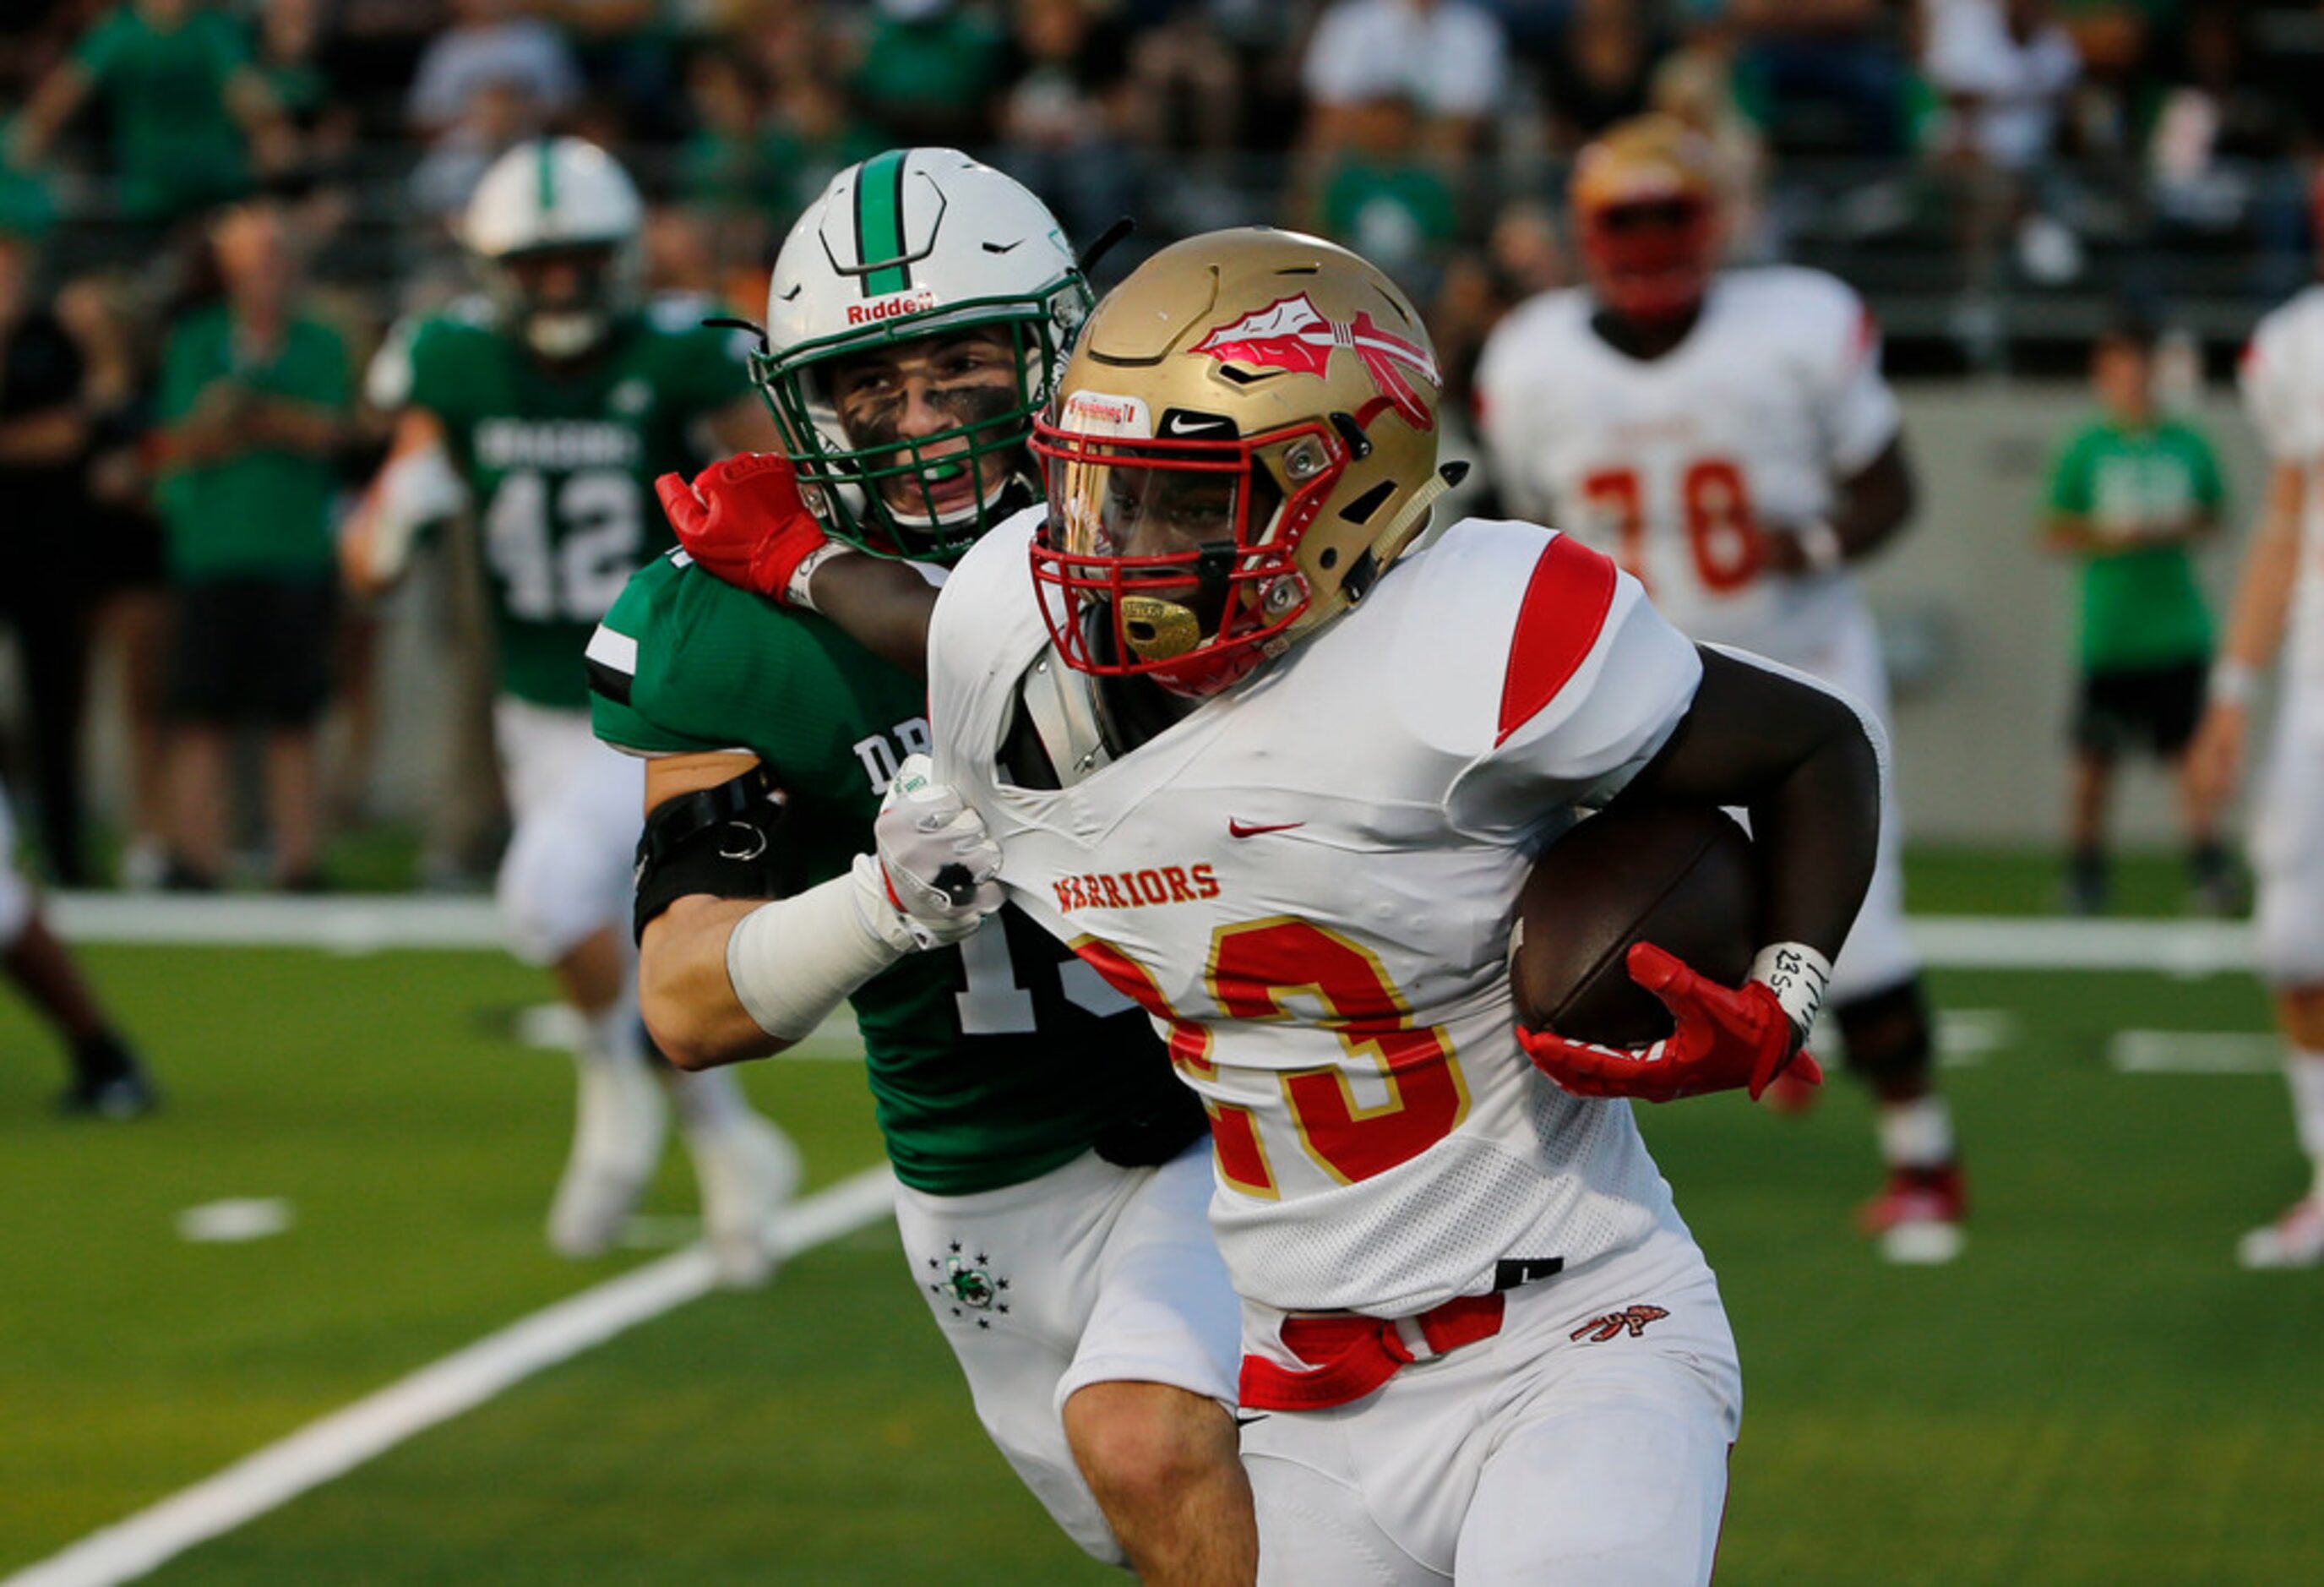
343,139 -> 797,1286
593,150 -> 1254,1581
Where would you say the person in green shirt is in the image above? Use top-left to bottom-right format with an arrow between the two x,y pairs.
597,150 -> 1251,1579
10,0 -> 288,229
343,139 -> 796,1287
152,197 -> 349,892
2043,314 -> 2233,913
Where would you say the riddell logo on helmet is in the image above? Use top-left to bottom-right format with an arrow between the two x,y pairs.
1190,292 -> 1440,431
846,290 -> 939,326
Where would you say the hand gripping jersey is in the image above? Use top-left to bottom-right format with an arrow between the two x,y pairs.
2240,284 -> 2324,713
591,551 -> 1199,1195
389,300 -> 752,710
1475,265 -> 1900,666
928,510 -> 1706,1317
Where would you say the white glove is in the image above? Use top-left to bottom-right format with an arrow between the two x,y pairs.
860,754 -> 1004,951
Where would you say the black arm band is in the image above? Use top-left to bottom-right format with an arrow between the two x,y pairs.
633,762 -> 798,942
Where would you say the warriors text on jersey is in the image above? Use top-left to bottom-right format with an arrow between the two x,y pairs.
591,551 -> 1198,1195
1475,265 -> 1900,665
401,304 -> 752,709
927,510 -> 1707,1317
2241,284 -> 2324,712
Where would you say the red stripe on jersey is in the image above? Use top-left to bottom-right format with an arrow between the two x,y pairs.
1496,533 -> 1618,746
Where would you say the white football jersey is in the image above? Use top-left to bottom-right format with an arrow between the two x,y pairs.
1475,266 -> 1900,664
2239,284 -> 2324,710
928,509 -> 1705,1318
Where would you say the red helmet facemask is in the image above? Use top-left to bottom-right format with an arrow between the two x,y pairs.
1026,413 -> 1350,698
1578,195 -> 1716,324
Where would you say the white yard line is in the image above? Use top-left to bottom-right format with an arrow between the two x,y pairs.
2108,1030 -> 2286,1075
2,1168 -> 898,1587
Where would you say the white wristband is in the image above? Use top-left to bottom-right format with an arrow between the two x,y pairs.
1749,941 -> 1833,1039
1796,519 -> 1845,575
2208,659 -> 2256,709
724,868 -> 909,1041
786,542 -> 853,614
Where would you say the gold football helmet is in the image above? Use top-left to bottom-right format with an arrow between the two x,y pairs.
1570,114 -> 1723,323
1028,227 -> 1455,696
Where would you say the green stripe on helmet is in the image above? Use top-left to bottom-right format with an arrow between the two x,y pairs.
535,140 -> 556,216
855,150 -> 911,298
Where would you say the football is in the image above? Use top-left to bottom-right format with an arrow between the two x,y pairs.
1510,802 -> 1761,1047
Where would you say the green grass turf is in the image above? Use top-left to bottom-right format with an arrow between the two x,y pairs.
3,924 -> 2318,1583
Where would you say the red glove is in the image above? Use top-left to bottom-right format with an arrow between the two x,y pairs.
1517,941 -> 1823,1104
654,451 -> 837,605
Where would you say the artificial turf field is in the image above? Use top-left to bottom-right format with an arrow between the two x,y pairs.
5,859 -> 2322,1584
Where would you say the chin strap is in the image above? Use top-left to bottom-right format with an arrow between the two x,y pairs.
1341,461 -> 1472,608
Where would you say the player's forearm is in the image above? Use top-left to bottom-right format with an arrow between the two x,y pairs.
639,895 -> 792,1069
0,405 -> 86,465
248,398 -> 347,457
1615,648 -> 1881,963
2218,473 -> 2305,672
1829,436 -> 1914,560
808,554 -> 940,674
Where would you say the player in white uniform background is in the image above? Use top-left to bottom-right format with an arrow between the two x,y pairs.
1476,115 -> 1968,1263
344,141 -> 797,1284
852,227 -> 1887,1584
2188,264 -> 2324,1268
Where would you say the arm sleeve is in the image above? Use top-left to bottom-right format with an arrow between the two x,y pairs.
1810,282 -> 1901,475
1447,533 -> 1706,838
590,571 -> 737,757
2240,312 -> 2321,464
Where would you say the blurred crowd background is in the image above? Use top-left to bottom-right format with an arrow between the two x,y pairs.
0,0 -> 2318,894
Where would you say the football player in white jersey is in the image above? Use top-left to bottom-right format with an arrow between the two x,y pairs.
706,227 -> 1883,1584
1475,114 -> 1968,1263
2187,259 -> 2324,1268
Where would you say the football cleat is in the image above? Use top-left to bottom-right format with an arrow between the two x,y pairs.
688,1112 -> 803,1290
1858,1162 -> 1967,1265
547,1053 -> 667,1259
2235,1197 -> 2324,1269
57,1056 -> 158,1121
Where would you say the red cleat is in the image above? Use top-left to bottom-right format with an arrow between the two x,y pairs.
1857,1161 -> 1967,1264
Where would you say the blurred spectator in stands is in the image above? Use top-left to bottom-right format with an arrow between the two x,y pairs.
10,0 -> 291,236
256,0 -> 354,168
1534,0 -> 1666,153
680,51 -> 790,265
411,76 -> 545,229
1652,8 -> 1771,258
151,199 -> 351,890
1310,92 -> 1459,289
0,221 -> 96,885
997,0 -> 1138,243
407,0 -> 580,142
769,72 -> 888,218
851,0 -> 1008,149
1727,0 -> 1908,157
1922,0 -> 2084,285
1302,0 -> 1508,156
536,0 -> 684,139
323,0 -> 445,139
2147,4 -> 2308,297
2041,313 -> 2232,914
2052,0 -> 2156,150
1126,0 -> 1247,155
56,272 -> 174,890
1485,195 -> 1566,300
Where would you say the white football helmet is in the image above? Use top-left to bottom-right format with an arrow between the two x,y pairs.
756,148 -> 1090,561
464,138 -> 644,360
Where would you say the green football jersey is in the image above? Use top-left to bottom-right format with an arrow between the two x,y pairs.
591,551 -> 1198,1197
404,303 -> 752,710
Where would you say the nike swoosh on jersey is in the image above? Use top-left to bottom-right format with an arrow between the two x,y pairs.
1227,820 -> 1305,838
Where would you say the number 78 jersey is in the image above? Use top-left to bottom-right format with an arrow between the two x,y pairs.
1475,265 -> 1898,664
390,303 -> 754,710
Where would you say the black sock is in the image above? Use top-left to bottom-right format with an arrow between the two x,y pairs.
70,1031 -> 135,1084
